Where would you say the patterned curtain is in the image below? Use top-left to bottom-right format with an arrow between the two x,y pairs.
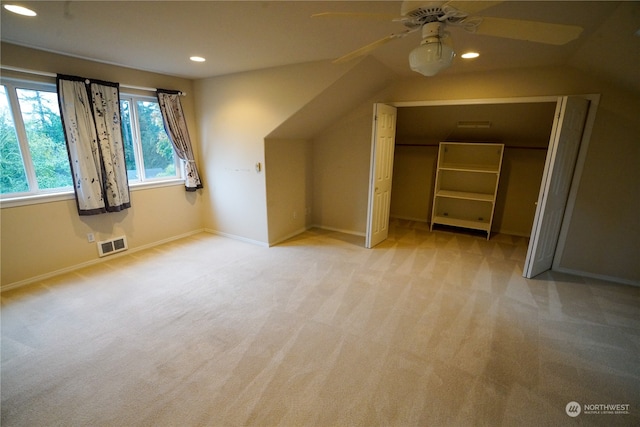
156,89 -> 203,191
57,75 -> 131,215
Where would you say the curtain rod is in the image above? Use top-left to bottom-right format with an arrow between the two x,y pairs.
0,65 -> 186,96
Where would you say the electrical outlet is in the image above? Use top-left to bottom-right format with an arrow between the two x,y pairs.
87,233 -> 95,243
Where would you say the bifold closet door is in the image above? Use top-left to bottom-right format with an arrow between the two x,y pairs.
366,103 -> 397,248
524,96 -> 589,278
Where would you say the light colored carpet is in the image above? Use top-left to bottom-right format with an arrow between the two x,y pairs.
2,220 -> 639,426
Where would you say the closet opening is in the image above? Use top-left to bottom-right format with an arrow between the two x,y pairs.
365,95 -> 599,278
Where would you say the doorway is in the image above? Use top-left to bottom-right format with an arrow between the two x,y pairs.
365,95 -> 599,278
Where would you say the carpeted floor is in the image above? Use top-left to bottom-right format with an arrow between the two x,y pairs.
2,220 -> 639,426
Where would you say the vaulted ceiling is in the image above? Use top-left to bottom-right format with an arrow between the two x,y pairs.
2,1 -> 639,92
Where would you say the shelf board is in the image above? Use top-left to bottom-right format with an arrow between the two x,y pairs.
436,190 -> 494,202
439,163 -> 500,173
432,216 -> 491,232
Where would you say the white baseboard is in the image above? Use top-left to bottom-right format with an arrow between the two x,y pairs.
1,229 -> 206,292
496,229 -> 531,238
268,227 -> 310,246
389,215 -> 429,223
554,266 -> 639,287
310,224 -> 365,237
204,229 -> 269,247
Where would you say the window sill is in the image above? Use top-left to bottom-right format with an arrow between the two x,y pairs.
0,179 -> 185,209
128,178 -> 185,192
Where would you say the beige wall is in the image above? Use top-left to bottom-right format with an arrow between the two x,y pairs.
312,65 -> 639,284
265,138 -> 312,245
1,44 -> 204,288
193,61 -> 361,245
390,145 -> 548,237
559,105 -> 640,282
2,44 -> 638,286
390,145 -> 437,223
494,148 -> 547,236
311,102 -> 375,235
1,187 -> 203,286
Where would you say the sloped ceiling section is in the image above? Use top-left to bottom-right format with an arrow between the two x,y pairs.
267,56 -> 397,140
396,102 -> 558,148
568,1 -> 640,94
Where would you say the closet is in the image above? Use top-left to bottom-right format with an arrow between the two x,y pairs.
390,101 -> 557,237
367,95 -> 597,279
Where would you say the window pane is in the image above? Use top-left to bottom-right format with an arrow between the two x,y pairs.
119,100 -> 138,180
136,101 -> 176,179
16,88 -> 72,190
0,86 -> 29,194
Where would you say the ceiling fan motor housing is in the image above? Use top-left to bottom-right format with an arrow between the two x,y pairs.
401,0 -> 446,25
421,21 -> 443,40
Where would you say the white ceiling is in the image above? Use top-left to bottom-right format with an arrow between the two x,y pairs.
1,1 -> 639,91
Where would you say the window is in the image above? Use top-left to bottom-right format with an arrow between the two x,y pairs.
120,96 -> 180,182
1,79 -> 181,201
0,85 -> 28,193
1,81 -> 72,195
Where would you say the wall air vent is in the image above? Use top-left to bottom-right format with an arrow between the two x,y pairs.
457,121 -> 492,129
97,236 -> 128,257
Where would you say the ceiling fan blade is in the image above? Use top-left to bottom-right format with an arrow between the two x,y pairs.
475,17 -> 583,45
333,29 -> 416,64
444,1 -> 504,15
312,12 -> 399,20
333,35 -> 396,64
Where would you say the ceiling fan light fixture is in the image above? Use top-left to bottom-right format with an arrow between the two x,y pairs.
409,39 -> 455,76
461,52 -> 480,59
409,21 -> 455,77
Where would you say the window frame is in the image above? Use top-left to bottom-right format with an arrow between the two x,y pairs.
119,93 -> 183,185
0,78 -> 184,208
1,79 -> 72,198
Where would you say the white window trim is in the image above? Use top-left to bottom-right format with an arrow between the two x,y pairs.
0,78 -> 186,208
0,179 -> 187,208
119,93 -> 183,184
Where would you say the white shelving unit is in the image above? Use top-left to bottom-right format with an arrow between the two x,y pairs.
430,142 -> 504,240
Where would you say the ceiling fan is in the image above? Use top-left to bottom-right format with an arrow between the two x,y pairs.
313,1 -> 583,76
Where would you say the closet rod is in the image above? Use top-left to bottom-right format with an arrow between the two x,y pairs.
396,143 -> 547,150
0,65 -> 186,96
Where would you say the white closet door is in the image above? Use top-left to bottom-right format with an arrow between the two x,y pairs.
366,103 -> 397,248
524,96 -> 589,278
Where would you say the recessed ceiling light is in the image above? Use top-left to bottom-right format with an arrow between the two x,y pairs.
4,4 -> 37,16
190,56 -> 206,63
461,52 -> 480,59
